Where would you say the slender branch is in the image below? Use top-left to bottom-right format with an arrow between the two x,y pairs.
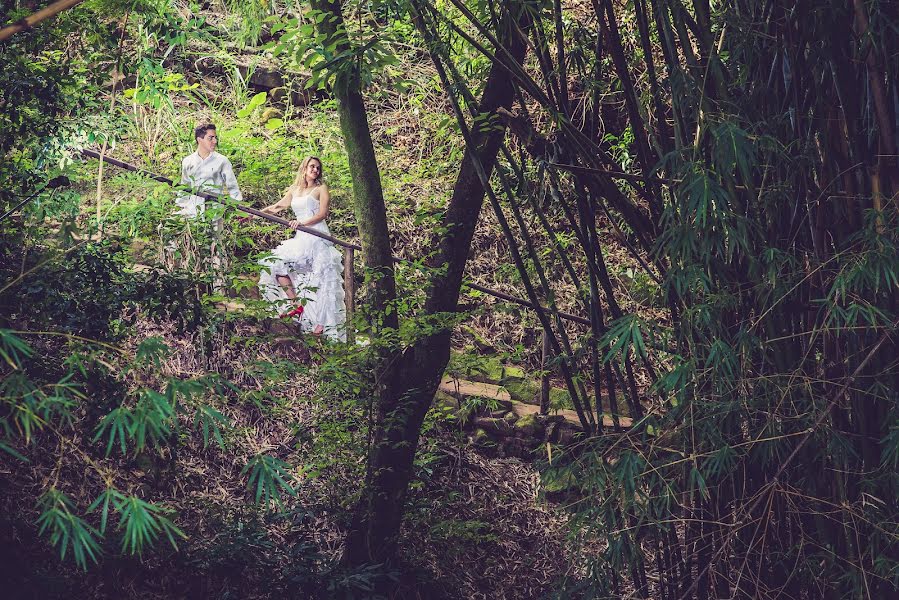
0,0 -> 84,42
682,319 -> 899,599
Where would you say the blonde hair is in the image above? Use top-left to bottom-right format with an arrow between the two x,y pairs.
289,156 -> 323,193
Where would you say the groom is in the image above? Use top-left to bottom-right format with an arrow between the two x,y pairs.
176,123 -> 242,216
168,123 -> 243,291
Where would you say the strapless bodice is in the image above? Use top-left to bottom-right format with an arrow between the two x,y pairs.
291,192 -> 319,219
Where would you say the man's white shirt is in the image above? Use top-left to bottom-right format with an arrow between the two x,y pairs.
176,151 -> 242,217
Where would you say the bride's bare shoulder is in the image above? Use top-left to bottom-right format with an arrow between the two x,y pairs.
308,184 -> 328,198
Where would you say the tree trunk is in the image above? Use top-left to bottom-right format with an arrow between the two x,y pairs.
342,1 -> 529,570
310,0 -> 398,332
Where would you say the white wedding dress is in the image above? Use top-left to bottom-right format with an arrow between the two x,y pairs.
258,191 -> 346,341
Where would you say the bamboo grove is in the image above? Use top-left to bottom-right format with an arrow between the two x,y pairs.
405,0 -> 899,597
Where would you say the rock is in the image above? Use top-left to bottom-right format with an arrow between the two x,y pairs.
493,398 -> 513,412
469,428 -> 498,456
260,107 -> 283,124
542,414 -> 566,426
271,336 -> 310,362
470,428 -> 489,444
555,422 -> 583,445
471,416 -> 514,437
266,320 -> 297,335
543,419 -> 571,443
513,412 -> 544,438
188,57 -> 323,107
434,390 -> 460,412
501,377 -> 538,404
469,397 -> 512,419
500,437 -> 538,459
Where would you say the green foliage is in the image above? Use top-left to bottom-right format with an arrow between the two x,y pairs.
603,125 -> 635,170
224,0 -> 276,46
192,403 -> 230,449
5,0 -> 895,596
1,371 -> 81,444
85,488 -> 186,555
123,68 -> 198,111
429,518 -> 498,543
36,489 -> 102,571
0,328 -> 34,368
709,120 -> 756,183
236,91 -> 269,119
91,371 -> 233,456
0,328 -> 84,449
134,336 -> 170,367
111,493 -> 186,555
0,1 -> 114,209
269,5 -> 404,93
599,313 -> 648,364
0,0 -> 353,587
2,239 -> 203,338
525,1 -> 899,597
242,453 -> 298,507
93,389 -> 174,456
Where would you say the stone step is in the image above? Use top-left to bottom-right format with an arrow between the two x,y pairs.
508,398 -> 632,429
438,377 -> 511,402
437,377 -> 632,430
216,300 -> 246,312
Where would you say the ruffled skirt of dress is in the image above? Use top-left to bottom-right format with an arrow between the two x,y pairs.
258,226 -> 346,341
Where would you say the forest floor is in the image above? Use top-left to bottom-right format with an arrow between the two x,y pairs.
1,314 -> 579,599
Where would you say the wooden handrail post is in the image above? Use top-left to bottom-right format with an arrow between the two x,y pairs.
540,328 -> 551,414
344,247 -> 355,343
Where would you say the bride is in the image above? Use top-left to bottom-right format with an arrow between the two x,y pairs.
255,156 -> 346,341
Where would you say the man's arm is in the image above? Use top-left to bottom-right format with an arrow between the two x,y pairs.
180,155 -> 192,187
221,157 -> 242,201
174,155 -> 201,215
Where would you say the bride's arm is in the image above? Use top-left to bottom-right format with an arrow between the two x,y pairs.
252,189 -> 293,218
296,185 -> 330,227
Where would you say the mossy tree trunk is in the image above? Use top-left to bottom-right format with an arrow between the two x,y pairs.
310,0 -> 398,333
343,12 -> 528,569
310,0 -> 529,574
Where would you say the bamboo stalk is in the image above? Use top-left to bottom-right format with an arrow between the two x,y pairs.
683,318 -> 899,598
592,0 -> 662,220
552,0 -> 569,114
422,19 -> 595,431
498,163 -> 596,429
540,329 -> 551,414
